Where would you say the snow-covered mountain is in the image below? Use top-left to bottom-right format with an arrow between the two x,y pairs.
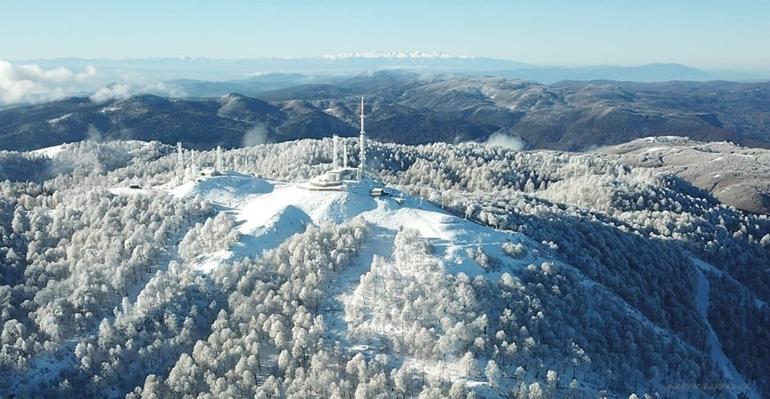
0,138 -> 768,398
597,137 -> 770,214
320,51 -> 476,60
18,56 -> 760,89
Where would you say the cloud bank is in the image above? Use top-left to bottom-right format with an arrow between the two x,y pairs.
1,59 -> 185,106
0,60 -> 96,104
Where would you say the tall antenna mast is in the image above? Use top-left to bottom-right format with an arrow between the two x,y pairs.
332,134 -> 339,168
343,142 -> 348,169
358,96 -> 366,181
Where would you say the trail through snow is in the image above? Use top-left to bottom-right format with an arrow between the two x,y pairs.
321,225 -> 396,352
692,259 -> 759,399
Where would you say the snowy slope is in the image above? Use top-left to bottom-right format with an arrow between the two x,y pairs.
6,137 -> 769,398
164,172 -> 553,391
168,172 -> 536,277
159,171 -> 727,397
29,143 -> 67,157
693,258 -> 761,399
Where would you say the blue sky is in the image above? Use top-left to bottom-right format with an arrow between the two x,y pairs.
2,0 -> 769,70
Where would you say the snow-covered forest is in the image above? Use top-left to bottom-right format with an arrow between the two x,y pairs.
1,138 -> 769,398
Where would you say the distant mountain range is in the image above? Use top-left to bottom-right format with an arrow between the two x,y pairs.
2,71 -> 770,152
19,55 -> 770,84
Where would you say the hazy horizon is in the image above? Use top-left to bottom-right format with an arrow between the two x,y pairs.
8,54 -> 769,74
2,1 -> 769,71
3,1 -> 770,105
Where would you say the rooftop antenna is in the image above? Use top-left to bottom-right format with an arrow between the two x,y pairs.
358,96 -> 366,181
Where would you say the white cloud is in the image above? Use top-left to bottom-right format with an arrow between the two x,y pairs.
77,65 -> 97,80
0,59 -> 97,104
89,83 -> 132,103
136,80 -> 186,98
89,79 -> 185,103
0,59 -> 184,105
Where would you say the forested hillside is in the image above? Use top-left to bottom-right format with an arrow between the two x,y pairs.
0,139 -> 768,398
597,136 -> 770,214
3,73 -> 770,152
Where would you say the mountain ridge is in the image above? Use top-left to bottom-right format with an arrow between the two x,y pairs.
3,73 -> 770,152
15,56 -> 769,83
